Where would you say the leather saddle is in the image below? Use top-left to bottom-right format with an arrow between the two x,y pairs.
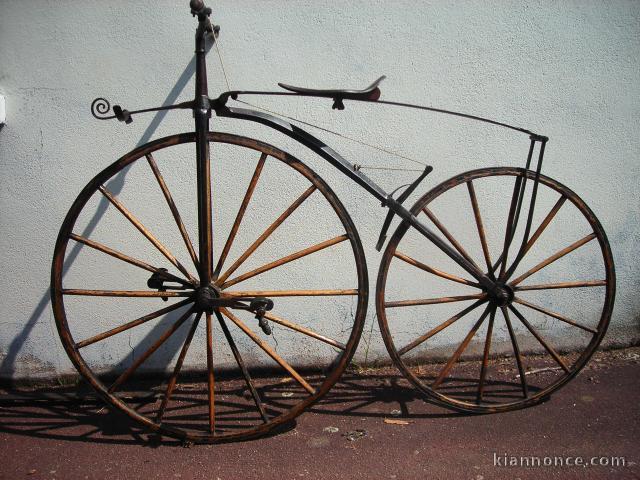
278,76 -> 386,109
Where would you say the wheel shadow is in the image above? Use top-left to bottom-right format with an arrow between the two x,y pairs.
305,373 -> 472,420
308,372 -> 545,417
0,388 -> 150,445
0,371 -> 476,446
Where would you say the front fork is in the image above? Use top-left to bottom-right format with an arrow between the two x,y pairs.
385,133 -> 549,304
190,11 -> 275,335
390,199 -> 496,290
195,95 -> 212,285
194,13 -> 213,286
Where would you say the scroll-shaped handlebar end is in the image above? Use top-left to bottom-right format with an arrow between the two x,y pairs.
91,97 -> 117,120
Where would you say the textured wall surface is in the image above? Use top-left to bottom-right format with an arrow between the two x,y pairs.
0,0 -> 638,381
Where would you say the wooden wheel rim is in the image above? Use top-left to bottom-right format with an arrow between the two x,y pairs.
51,132 -> 368,442
376,167 -> 615,413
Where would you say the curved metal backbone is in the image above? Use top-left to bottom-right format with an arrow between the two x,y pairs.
214,104 -> 389,202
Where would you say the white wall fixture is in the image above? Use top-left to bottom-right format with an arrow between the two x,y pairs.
0,95 -> 5,125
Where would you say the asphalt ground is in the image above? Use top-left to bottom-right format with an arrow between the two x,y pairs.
0,347 -> 638,480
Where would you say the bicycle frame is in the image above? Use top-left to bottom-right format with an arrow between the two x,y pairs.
213,105 -> 492,283
93,4 -> 551,302
57,0 -> 616,439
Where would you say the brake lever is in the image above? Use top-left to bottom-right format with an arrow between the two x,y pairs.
375,164 -> 433,251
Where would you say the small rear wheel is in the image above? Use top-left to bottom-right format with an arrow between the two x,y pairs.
376,167 -> 615,413
52,132 -> 367,442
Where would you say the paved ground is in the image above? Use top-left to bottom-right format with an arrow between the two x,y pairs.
0,347 -> 638,480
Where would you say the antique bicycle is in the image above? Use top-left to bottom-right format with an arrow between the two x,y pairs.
51,1 -> 615,443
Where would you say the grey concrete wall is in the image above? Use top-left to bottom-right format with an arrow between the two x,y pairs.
0,0 -> 638,381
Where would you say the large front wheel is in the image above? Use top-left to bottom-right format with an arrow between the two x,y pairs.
52,132 -> 367,442
377,167 -> 615,413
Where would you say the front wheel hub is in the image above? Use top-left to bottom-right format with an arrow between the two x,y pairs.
488,282 -> 514,307
195,285 -> 219,312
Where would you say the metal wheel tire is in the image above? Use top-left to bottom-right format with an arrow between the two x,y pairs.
52,132 -> 368,442
376,167 -> 615,413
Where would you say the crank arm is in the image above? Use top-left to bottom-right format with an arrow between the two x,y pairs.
197,296 -> 274,335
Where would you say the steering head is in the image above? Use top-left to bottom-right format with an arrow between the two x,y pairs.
190,0 -> 211,17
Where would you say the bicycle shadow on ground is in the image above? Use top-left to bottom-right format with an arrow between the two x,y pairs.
0,372 -> 484,446
0,41 -> 214,382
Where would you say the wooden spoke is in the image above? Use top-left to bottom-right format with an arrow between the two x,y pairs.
76,298 -> 193,349
222,234 -> 348,289
156,312 -> 202,423
500,306 -> 528,398
432,303 -> 492,389
497,176 -> 523,278
220,308 -> 315,394
262,312 -> 346,350
206,313 -> 215,433
217,185 -> 317,284
505,195 -> 567,278
508,305 -> 570,373
146,153 -> 199,271
513,297 -> 597,334
224,289 -> 358,298
398,298 -> 487,356
467,181 -> 493,274
69,234 -> 188,286
422,207 -> 482,272
375,168 -> 616,412
50,133 -> 372,440
214,153 -> 267,278
70,233 -> 190,286
493,180 -> 556,275
515,280 -> 606,291
108,307 -> 195,393
215,311 -> 268,423
98,185 -> 197,284
393,251 -> 479,287
509,233 -> 597,286
62,289 -> 191,298
477,306 -> 496,403
385,293 -> 485,308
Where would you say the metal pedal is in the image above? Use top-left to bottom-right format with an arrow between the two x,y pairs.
249,297 -> 274,335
